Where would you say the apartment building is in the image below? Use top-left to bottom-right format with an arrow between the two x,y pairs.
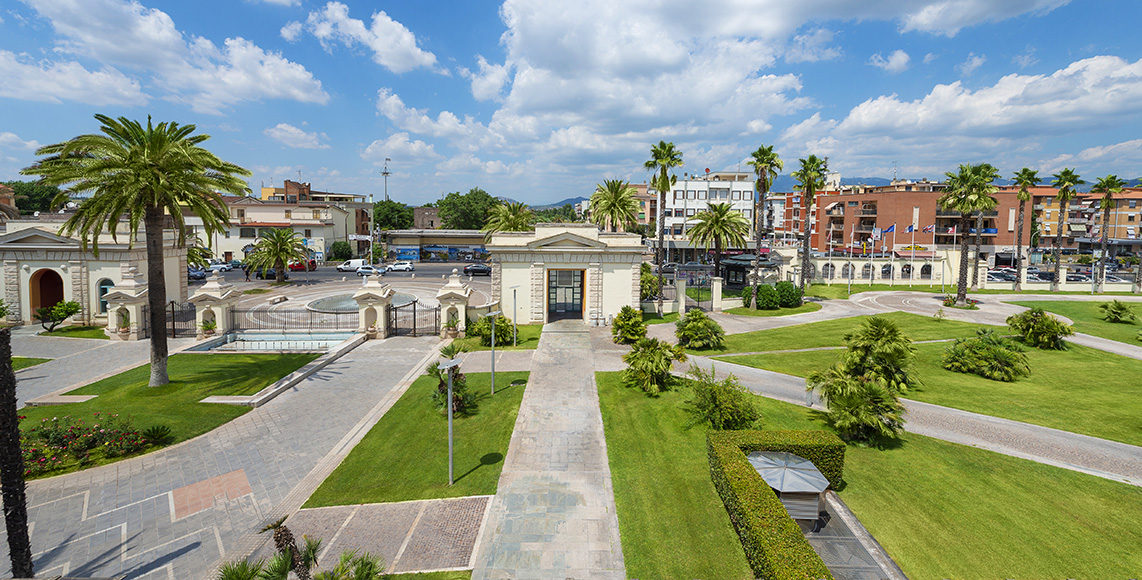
261,180 -> 373,253
1069,187 -> 1142,254
647,171 -> 759,262
188,196 -> 354,262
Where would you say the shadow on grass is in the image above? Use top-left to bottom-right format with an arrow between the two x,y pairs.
453,452 -> 505,485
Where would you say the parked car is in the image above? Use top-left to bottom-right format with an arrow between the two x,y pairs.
207,260 -> 232,272
464,263 -> 492,276
337,259 -> 366,272
386,261 -> 415,272
356,265 -> 385,277
187,266 -> 208,280
255,268 -> 290,280
289,259 -> 317,271
1066,274 -> 1090,282
1105,275 -> 1128,283
229,259 -> 245,269
655,262 -> 679,275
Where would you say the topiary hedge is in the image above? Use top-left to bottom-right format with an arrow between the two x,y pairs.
707,430 -> 845,580
775,281 -> 802,308
756,284 -> 780,310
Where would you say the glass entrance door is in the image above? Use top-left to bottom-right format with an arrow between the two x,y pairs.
547,270 -> 583,321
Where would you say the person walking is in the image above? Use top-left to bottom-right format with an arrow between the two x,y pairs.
243,266 -> 250,281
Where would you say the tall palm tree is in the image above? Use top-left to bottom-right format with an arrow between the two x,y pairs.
1092,174 -> 1127,291
590,179 -> 638,232
645,141 -> 683,314
22,114 -> 249,387
481,201 -> 534,240
746,145 -> 782,305
0,301 -> 32,579
792,155 -> 827,302
938,163 -> 999,306
968,165 -> 1000,290
687,202 -> 750,277
246,229 -> 308,284
1011,168 -> 1041,291
1050,168 -> 1084,291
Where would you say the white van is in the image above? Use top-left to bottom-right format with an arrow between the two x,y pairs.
336,259 -> 367,272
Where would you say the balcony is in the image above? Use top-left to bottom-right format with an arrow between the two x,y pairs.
854,222 -> 875,232
825,206 -> 844,216
857,209 -> 878,216
936,209 -> 998,217
827,223 -> 846,231
1033,204 -> 1044,210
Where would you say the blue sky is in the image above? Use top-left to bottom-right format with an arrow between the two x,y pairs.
1,0 -> 1140,205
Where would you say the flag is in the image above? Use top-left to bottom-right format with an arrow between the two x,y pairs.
906,224 -> 915,233
884,224 -> 896,233
946,225 -> 957,234
922,224 -> 936,233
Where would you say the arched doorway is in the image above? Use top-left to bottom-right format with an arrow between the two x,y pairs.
30,269 -> 64,314
822,263 -> 835,280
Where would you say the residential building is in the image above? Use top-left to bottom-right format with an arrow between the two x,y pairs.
1069,187 -> 1142,255
260,180 -> 373,253
187,196 -> 354,262
648,171 -> 759,263
414,206 -> 440,229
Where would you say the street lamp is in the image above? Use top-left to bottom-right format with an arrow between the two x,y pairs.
485,310 -> 502,395
509,286 -> 520,346
439,356 -> 462,485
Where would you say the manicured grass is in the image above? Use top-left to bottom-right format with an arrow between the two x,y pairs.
723,302 -> 822,317
305,371 -> 529,507
12,357 -> 50,371
390,572 -> 470,580
19,353 -> 318,477
642,311 -> 679,325
452,324 -> 541,351
38,325 -> 108,339
1008,300 -> 1142,345
687,287 -> 744,300
719,341 -> 1142,446
596,371 -> 1142,580
807,282 -> 1139,300
243,288 -> 271,295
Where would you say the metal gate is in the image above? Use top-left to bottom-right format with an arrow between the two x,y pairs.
386,300 -> 439,337
138,301 -> 197,339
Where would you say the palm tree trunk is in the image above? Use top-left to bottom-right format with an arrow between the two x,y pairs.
0,327 -> 34,578
1015,200 -> 1026,291
656,183 -> 665,315
956,216 -> 971,305
145,205 -> 171,387
799,204 -> 812,304
1052,207 -> 1065,292
276,259 -> 286,284
970,212 -> 983,290
1098,203 -> 1111,292
752,188 -> 765,309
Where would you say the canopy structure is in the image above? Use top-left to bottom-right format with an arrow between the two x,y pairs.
747,451 -> 829,493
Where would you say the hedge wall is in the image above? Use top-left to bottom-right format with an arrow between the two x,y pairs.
707,430 -> 846,580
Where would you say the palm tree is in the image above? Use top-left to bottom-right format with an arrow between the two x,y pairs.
22,114 -> 249,387
590,179 -> 638,232
246,229 -> 308,284
687,202 -> 749,277
1050,168 -> 1084,291
746,145 -> 782,305
645,141 -> 683,314
792,155 -> 827,302
0,302 -> 32,578
938,163 -> 999,306
1011,168 -> 1041,291
482,201 -> 534,240
1092,175 -> 1127,291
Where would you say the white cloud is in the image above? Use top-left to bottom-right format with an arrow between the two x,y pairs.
899,0 -> 1071,37
302,2 -> 438,74
459,56 -> 510,101
1014,46 -> 1038,68
361,133 -> 440,164
923,52 -> 938,64
375,88 -> 484,140
869,50 -> 911,73
785,29 -> 841,64
257,0 -> 298,6
1039,139 -> 1142,174
264,123 -> 331,149
956,52 -> 987,76
0,132 -> 41,151
435,153 -> 521,176
280,21 -> 303,42
0,50 -> 147,105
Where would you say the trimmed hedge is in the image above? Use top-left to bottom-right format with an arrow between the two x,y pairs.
707,430 -> 845,580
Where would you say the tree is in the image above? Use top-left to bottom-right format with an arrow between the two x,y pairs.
2,180 -> 62,214
373,199 -> 414,230
35,300 -> 81,332
792,155 -> 827,302
746,145 -> 782,307
590,179 -> 638,232
1049,168 -> 1084,292
22,114 -> 249,387
438,187 -> 498,229
622,337 -> 687,395
328,240 -> 352,261
1091,175 -> 1127,292
482,201 -> 534,239
1011,168 -> 1041,291
687,202 -> 749,275
259,516 -> 316,580
0,300 -> 33,578
645,141 -> 683,314
246,229 -> 308,283
685,365 -> 759,430
938,163 -> 999,306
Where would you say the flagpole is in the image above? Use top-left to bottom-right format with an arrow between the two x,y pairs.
848,223 -> 854,296
868,235 -> 874,287
932,224 -> 937,289
910,224 -> 916,287
890,225 -> 897,287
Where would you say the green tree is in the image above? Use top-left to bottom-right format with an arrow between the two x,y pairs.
22,114 -> 249,387
438,187 -> 498,229
35,300 -> 81,332
746,144 -> 782,306
2,180 -> 62,214
1091,175 -> 1127,291
1049,168 -> 1084,291
0,299 -> 33,578
590,179 -> 638,232
1011,168 -> 1041,291
688,202 -> 749,276
792,155 -> 827,302
685,365 -> 759,430
622,337 -> 687,395
247,229 -> 308,283
938,163 -> 999,306
482,201 -> 534,240
328,240 -> 352,261
645,141 -> 684,314
373,199 -> 414,230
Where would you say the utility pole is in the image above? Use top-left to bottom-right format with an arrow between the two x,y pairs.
382,158 -> 391,202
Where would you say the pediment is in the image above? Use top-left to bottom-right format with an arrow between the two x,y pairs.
0,228 -> 81,247
526,231 -> 605,250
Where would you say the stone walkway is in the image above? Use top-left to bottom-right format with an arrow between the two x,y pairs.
470,320 -> 625,580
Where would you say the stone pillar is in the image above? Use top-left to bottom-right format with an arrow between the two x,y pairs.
630,262 -> 640,309
675,276 -> 687,314
4,260 -> 20,325
711,276 -> 723,312
588,261 -> 603,325
529,262 -> 544,324
102,267 -> 148,340
491,260 -> 502,303
188,272 -> 241,339
436,268 -> 473,336
353,275 -> 395,337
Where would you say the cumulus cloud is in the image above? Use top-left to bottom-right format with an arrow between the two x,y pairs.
264,123 -> 331,149
0,132 -> 41,151
956,52 -> 987,76
0,50 -> 147,105
459,56 -> 510,101
785,29 -> 842,63
1014,45 -> 1038,68
361,132 -> 440,164
301,2 -> 438,73
869,50 -> 911,73
1039,139 -> 1142,174
280,21 -> 303,42
898,0 -> 1070,37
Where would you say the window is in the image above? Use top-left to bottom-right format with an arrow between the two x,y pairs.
224,230 -> 230,238
743,209 -> 752,218
236,208 -> 246,220
97,279 -> 114,313
674,190 -> 683,201
847,201 -> 858,207
240,227 -> 256,238
284,209 -> 291,219
687,208 -> 696,217
1047,198 -> 1053,206
698,190 -> 707,200
688,190 -> 696,200
313,210 -> 321,219
663,209 -> 673,217
1131,200 -> 1138,209
304,229 -> 312,237
673,226 -> 683,235
1129,215 -> 1136,222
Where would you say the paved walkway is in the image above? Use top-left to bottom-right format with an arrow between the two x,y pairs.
470,320 -> 625,580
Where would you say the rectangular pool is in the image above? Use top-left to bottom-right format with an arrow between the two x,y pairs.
187,331 -> 359,352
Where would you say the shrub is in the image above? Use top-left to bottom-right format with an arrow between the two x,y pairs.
36,300 -> 81,332
1006,307 -> 1074,350
686,365 -> 759,430
739,284 -> 755,308
675,308 -> 725,350
774,281 -> 801,307
611,305 -> 646,344
942,329 -> 1030,382
467,313 -> 514,346
639,262 -> 659,301
427,360 -> 474,415
1075,254 -> 1094,265
1098,300 -> 1137,324
755,284 -> 780,310
142,425 -> 173,445
707,430 -> 842,580
806,368 -> 906,442
20,412 -> 147,475
621,337 -> 687,395
328,240 -> 352,261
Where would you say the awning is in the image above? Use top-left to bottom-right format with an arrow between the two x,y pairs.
1069,224 -> 1088,234
747,451 -> 829,493
823,202 -> 840,210
895,250 -> 938,259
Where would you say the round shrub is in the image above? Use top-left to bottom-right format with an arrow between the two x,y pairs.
467,313 -> 514,346
755,284 -> 780,310
774,281 -> 802,308
612,305 -> 647,344
675,308 -> 725,350
1006,307 -> 1074,350
621,337 -> 687,395
942,329 -> 1030,382
1098,300 -> 1137,324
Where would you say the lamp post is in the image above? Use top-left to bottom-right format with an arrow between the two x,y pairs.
509,286 -> 520,346
439,357 -> 462,485
485,310 -> 501,395
368,192 -> 374,265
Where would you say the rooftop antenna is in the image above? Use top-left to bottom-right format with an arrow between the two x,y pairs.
381,158 -> 391,201
297,170 -> 303,182
893,161 -> 898,182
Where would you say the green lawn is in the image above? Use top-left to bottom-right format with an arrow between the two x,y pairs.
12,357 -> 50,371
723,302 -> 822,317
806,282 -> 1139,300
596,371 -> 1142,580
305,371 -> 529,507
686,287 -> 744,300
718,341 -> 1142,446
452,324 -> 541,351
243,288 -> 271,295
19,353 -> 318,477
1008,300 -> 1142,345
38,325 -> 108,339
642,311 -> 679,325
390,572 -> 470,580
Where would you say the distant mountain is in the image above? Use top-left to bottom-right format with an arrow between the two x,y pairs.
532,196 -> 588,209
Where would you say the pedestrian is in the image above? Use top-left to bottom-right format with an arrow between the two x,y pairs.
244,266 -> 250,282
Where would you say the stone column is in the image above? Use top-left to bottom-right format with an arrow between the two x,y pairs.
588,261 -> 602,325
529,262 -> 544,324
4,260 -> 20,324
353,275 -> 395,337
675,276 -> 687,314
711,276 -> 723,312
436,268 -> 473,335
491,260 -> 502,303
630,262 -> 641,309
188,272 -> 241,339
102,267 -> 148,340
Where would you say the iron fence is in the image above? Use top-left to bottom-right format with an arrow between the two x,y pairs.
386,301 -> 439,337
228,308 -> 357,332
